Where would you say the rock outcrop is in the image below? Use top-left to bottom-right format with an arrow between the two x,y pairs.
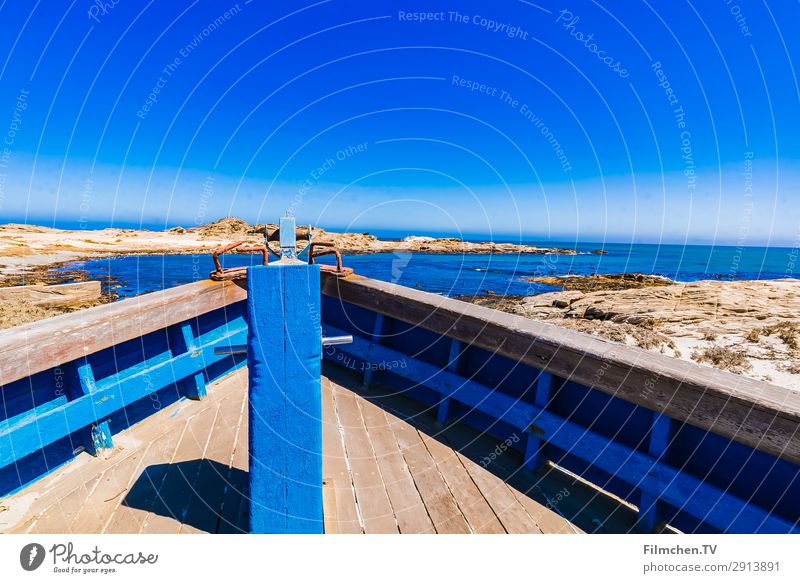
526,272 -> 673,292
461,278 -> 800,390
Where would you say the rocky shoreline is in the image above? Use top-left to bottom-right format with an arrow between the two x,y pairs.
524,272 -> 674,292
0,217 -> 578,329
0,217 -> 576,280
460,275 -> 800,390
2,220 -> 798,391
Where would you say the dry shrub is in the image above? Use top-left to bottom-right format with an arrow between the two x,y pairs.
691,346 -> 752,374
746,322 -> 799,350
0,300 -> 62,329
745,328 -> 761,343
780,361 -> 800,375
0,296 -> 112,330
558,319 -> 676,352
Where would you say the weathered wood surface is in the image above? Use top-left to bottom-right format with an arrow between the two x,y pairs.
0,279 -> 246,387
321,381 -> 362,534
2,368 -> 576,534
0,281 -> 101,307
321,274 -> 800,465
4,270 -> 797,464
2,369 -> 249,534
322,323 -> 797,533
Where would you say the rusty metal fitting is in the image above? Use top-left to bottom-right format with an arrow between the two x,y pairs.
209,241 -> 269,281
308,242 -> 353,277
209,222 -> 353,280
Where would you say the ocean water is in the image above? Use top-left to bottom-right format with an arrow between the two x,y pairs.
49,241 -> 799,300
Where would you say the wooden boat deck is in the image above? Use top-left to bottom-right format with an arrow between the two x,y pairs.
2,275 -> 796,534
1,366 -> 589,534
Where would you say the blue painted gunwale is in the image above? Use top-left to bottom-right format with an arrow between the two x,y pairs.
0,280 -> 248,497
319,275 -> 800,534
1,274 -> 798,534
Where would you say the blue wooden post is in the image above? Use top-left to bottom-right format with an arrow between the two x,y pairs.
247,218 -> 323,534
524,371 -> 552,471
168,322 -> 207,400
636,411 -> 671,532
67,360 -> 113,456
436,338 -> 462,425
362,313 -> 384,388
88,420 -> 114,454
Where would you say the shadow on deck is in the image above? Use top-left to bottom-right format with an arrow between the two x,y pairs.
322,363 -> 638,534
3,364 -> 641,534
122,460 -> 249,534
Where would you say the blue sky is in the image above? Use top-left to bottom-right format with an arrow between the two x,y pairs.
0,1 -> 798,245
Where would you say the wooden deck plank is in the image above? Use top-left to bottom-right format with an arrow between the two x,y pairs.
216,379 -> 249,534
139,404 -> 220,533
331,385 -> 398,533
66,443 -> 155,533
4,369 -> 246,535
358,396 -> 435,534
3,431 -> 169,533
433,419 -> 576,534
453,450 -> 543,534
102,374 -> 242,534
178,389 -> 246,534
355,378 -> 574,534
2,374 -> 232,531
102,424 -> 186,534
321,379 -> 363,534
419,432 -> 506,534
322,479 -> 338,534
5,367 -> 582,535
506,478 -> 581,534
389,415 -> 471,534
440,423 -> 582,533
26,475 -> 102,534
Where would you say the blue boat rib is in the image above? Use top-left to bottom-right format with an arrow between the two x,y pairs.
0,323 -> 246,468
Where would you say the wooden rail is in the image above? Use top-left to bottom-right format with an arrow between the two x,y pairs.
0,279 -> 247,491
320,273 -> 800,466
0,279 -> 246,388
